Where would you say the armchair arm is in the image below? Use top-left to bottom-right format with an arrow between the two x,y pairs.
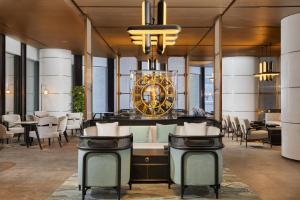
3,121 -> 9,130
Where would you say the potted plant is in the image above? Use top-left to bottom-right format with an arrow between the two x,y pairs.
71,86 -> 84,113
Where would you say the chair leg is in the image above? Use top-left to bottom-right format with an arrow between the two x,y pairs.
181,184 -> 184,199
63,131 -> 69,142
35,132 -> 43,150
246,140 -> 248,148
214,184 -> 220,199
6,138 -> 9,144
58,137 -> 62,148
117,186 -> 121,200
82,187 -> 85,200
48,138 -> 51,146
240,133 -> 243,145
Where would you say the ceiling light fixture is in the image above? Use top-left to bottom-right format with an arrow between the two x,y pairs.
127,0 -> 181,55
254,45 -> 280,81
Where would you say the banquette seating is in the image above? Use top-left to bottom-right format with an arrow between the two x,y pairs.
79,121 -> 224,199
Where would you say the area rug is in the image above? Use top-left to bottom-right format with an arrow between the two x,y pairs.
49,168 -> 260,200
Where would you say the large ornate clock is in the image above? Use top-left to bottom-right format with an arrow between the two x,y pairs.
131,72 -> 176,117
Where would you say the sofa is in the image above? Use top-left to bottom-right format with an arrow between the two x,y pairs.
83,122 -> 221,149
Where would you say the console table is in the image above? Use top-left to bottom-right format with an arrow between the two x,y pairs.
131,149 -> 169,183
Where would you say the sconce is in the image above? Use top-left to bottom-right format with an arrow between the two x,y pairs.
5,84 -> 12,94
43,88 -> 49,95
5,89 -> 11,94
41,84 -> 49,95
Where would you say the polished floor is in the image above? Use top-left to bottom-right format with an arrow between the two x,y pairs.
0,136 -> 299,200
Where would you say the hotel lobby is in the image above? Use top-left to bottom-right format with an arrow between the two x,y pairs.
0,0 -> 300,199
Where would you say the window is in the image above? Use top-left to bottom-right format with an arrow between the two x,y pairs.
119,57 -> 137,110
168,57 -> 185,110
189,66 -> 201,114
5,53 -> 19,114
205,66 -> 214,113
92,57 -> 108,113
26,59 -> 39,115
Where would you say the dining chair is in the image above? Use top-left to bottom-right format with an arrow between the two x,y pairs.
29,116 -> 61,150
66,112 -> 83,135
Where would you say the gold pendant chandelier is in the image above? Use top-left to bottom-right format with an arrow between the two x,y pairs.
254,45 -> 280,82
127,0 -> 181,55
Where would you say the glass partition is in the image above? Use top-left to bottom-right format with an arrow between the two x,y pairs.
130,70 -> 177,118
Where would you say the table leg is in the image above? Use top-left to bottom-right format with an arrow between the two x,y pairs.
25,126 -> 30,148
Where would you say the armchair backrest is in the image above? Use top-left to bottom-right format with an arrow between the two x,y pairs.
67,112 -> 83,125
2,114 -> 21,128
37,116 -> 58,134
78,134 -> 133,188
34,111 -> 50,118
230,116 -> 238,131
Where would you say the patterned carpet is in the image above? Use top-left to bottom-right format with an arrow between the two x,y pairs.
49,168 -> 260,200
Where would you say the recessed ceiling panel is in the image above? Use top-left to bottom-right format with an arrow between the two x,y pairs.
222,27 -> 280,46
223,7 -> 300,27
81,7 -> 141,27
175,28 -> 210,45
167,8 -> 224,27
234,0 -> 300,7
74,0 -> 231,7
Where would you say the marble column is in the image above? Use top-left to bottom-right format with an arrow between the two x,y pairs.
222,57 -> 258,121
39,49 -> 72,116
281,13 -> 300,161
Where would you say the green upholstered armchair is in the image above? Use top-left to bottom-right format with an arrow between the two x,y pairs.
169,134 -> 224,199
78,134 -> 133,200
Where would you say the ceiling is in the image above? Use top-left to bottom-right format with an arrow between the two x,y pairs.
1,0 -> 300,60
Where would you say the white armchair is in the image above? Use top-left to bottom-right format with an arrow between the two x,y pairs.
58,116 -> 68,142
34,111 -> 50,118
29,116 -> 61,150
2,114 -> 24,141
66,113 -> 83,135
0,124 -> 14,144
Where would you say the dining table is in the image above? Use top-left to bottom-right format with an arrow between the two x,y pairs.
15,121 -> 38,148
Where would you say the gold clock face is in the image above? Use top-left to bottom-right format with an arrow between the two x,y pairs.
132,72 -> 176,117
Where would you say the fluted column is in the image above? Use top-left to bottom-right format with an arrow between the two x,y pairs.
281,13 -> 300,161
222,57 -> 258,121
39,49 -> 72,116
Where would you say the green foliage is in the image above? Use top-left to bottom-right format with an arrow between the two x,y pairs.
72,86 -> 85,113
